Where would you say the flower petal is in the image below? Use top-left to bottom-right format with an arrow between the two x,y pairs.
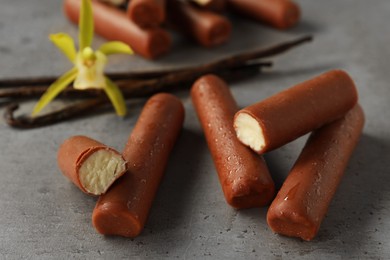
74,51 -> 107,90
79,0 -> 94,50
103,77 -> 127,116
49,33 -> 77,62
98,41 -> 133,56
32,68 -> 78,116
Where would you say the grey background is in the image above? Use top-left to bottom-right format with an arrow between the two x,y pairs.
0,0 -> 389,259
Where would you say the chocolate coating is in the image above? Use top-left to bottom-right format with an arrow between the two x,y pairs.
234,70 -> 358,154
167,0 -> 231,47
191,75 -> 275,208
227,0 -> 300,30
57,135 -> 125,195
191,0 -> 227,12
127,0 -> 165,28
267,104 -> 365,241
92,93 -> 185,237
64,0 -> 171,59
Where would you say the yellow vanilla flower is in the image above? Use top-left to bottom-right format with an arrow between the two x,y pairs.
32,0 -> 133,117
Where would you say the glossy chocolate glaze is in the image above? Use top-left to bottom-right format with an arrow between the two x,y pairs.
127,0 -> 165,28
92,93 -> 184,237
234,70 -> 358,154
267,104 -> 365,241
227,0 -> 300,29
57,135 -> 125,195
64,0 -> 171,59
191,0 -> 227,12
167,0 -> 231,47
191,75 -> 275,208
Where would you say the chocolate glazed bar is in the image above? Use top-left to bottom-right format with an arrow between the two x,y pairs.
227,0 -> 300,30
57,135 -> 127,196
267,104 -> 365,241
191,75 -> 275,208
190,0 -> 227,12
127,0 -> 166,28
92,93 -> 184,237
64,0 -> 171,59
234,70 -> 358,154
166,0 -> 231,47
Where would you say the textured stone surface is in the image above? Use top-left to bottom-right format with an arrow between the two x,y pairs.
0,0 -> 389,259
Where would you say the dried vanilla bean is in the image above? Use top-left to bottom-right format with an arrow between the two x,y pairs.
0,35 -> 311,99
3,61 -> 266,128
4,99 -> 106,128
0,61 -> 272,99
2,35 -> 312,128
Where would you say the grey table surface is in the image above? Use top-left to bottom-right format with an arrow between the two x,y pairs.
1,0 -> 389,259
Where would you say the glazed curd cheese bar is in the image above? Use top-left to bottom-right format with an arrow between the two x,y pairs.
57,135 -> 127,196
166,0 -> 232,47
64,0 -> 172,59
191,0 -> 227,12
92,93 -> 184,237
267,104 -> 365,241
191,75 -> 275,208
227,0 -> 300,30
234,70 -> 358,154
127,0 -> 166,28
